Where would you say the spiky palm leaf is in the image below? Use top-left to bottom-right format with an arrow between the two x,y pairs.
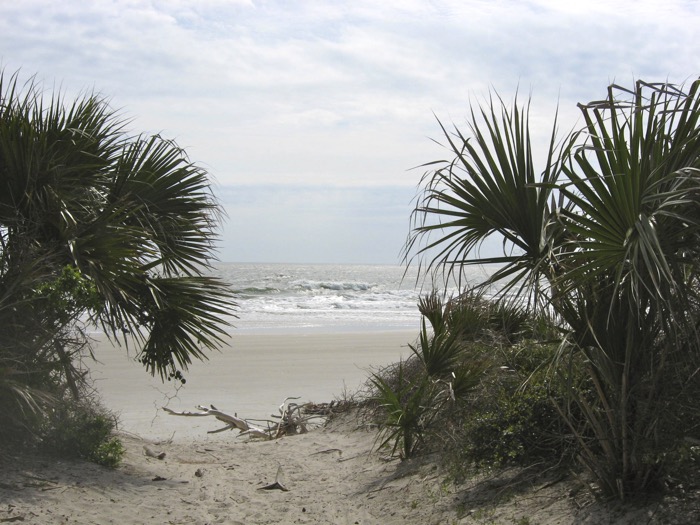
370,364 -> 436,460
0,69 -> 236,386
405,93 -> 576,303
406,79 -> 700,499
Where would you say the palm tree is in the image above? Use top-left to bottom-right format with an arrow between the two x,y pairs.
0,70 -> 236,438
405,81 -> 700,499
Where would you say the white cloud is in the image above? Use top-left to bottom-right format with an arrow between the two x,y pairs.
2,0 -> 700,262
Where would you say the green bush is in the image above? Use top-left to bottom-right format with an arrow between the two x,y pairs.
40,402 -> 124,468
459,341 -> 576,470
463,378 -> 562,467
368,290 -> 586,479
90,437 -> 126,469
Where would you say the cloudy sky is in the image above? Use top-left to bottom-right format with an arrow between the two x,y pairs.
2,1 -> 699,264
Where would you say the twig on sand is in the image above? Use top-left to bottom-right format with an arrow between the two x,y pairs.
259,465 -> 289,492
162,398 -> 326,439
310,448 -> 343,456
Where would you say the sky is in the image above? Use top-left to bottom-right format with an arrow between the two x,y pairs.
2,1 -> 700,264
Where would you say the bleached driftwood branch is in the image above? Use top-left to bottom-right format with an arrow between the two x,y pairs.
162,404 -> 270,439
163,398 -> 329,440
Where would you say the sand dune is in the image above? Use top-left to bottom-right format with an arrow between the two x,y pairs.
2,331 -> 698,524
5,411 -> 697,524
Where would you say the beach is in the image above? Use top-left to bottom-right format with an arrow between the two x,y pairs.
1,265 -> 696,524
3,329 -> 480,525
90,330 -> 415,441
3,330 -> 698,524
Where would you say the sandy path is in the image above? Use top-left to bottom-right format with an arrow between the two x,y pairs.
4,327 -> 698,524
1,414 -> 460,525
3,413 -> 699,524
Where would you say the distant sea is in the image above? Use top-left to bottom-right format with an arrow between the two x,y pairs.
214,262 -> 500,334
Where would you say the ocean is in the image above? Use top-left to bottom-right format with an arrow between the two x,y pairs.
215,262 -> 501,333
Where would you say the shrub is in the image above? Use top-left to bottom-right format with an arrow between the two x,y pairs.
369,290 -> 579,476
40,401 -> 124,468
90,437 -> 126,469
455,341 -> 577,471
370,361 -> 438,459
368,293 -> 494,460
462,373 -> 563,468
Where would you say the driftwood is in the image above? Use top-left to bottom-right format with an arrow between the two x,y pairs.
163,397 -> 325,439
143,445 -> 166,460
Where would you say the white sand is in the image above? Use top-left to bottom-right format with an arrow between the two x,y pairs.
90,330 -> 414,440
3,331 -> 697,524
4,412 -> 693,525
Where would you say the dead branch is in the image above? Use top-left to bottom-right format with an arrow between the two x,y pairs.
163,399 -> 327,439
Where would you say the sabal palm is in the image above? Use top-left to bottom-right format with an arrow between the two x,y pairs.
0,71 -> 235,384
406,80 -> 700,498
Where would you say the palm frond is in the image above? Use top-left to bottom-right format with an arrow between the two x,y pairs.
405,92 -> 576,306
0,69 -> 236,385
